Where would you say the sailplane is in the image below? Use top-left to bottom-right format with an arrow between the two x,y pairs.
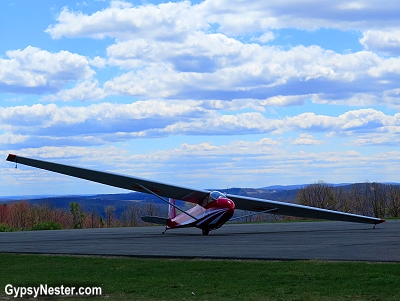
6,154 -> 385,235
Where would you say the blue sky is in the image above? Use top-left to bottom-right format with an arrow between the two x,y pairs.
2,0 -> 400,196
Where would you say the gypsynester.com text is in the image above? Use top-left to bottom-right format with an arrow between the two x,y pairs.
5,284 -> 102,298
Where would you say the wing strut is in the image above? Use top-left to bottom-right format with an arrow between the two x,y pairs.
135,183 -> 199,221
229,208 -> 279,222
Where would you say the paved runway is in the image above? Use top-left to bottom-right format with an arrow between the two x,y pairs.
0,220 -> 399,262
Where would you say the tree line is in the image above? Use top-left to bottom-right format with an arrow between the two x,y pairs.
0,201 -> 162,231
296,181 -> 400,218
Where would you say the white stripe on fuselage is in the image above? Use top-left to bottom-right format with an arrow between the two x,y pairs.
195,209 -> 227,227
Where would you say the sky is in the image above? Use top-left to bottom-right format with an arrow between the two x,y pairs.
2,0 -> 400,196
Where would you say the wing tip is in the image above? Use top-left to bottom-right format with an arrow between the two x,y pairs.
6,154 -> 17,162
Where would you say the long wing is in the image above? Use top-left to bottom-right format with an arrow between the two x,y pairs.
6,154 -> 210,204
7,154 -> 385,225
227,194 -> 385,225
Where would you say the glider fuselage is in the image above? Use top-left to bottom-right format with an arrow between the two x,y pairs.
168,197 -> 235,234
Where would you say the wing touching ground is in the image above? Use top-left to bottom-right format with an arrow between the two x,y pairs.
7,154 -> 385,225
6,154 -> 209,204
227,194 -> 385,225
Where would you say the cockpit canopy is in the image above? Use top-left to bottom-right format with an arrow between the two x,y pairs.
210,191 -> 227,201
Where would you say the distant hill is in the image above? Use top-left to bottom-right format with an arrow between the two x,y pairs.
0,187 -> 299,218
260,184 -> 306,190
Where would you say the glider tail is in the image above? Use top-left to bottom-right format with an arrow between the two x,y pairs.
141,199 -> 178,226
141,199 -> 176,228
168,198 -> 177,219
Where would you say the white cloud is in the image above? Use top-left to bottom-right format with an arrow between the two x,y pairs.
353,134 -> 400,146
101,41 -> 400,103
106,32 -> 244,71
161,111 -> 282,136
46,1 -> 206,40
89,56 -> 107,68
36,1 -> 400,106
2,102 -> 400,149
291,134 -> 323,145
0,133 -> 29,145
360,30 -> 400,56
257,32 -> 275,43
0,101 -> 210,148
285,112 -> 337,132
284,108 -> 400,137
6,140 -> 400,191
339,109 -> 387,131
103,65 -> 183,98
45,1 -> 400,41
0,46 -> 94,94
42,80 -> 105,101
202,0 -> 400,33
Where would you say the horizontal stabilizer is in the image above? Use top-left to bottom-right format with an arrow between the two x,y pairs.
141,216 -> 169,225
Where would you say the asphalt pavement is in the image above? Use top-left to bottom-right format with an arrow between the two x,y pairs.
0,220 -> 398,262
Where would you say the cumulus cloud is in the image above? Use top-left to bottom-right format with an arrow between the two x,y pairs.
45,1 -> 206,40
102,42 -> 400,102
36,1 -> 400,106
46,0 -> 400,41
291,134 -> 323,145
89,56 -> 107,68
106,32 -> 243,71
2,101 -> 400,150
284,108 -> 400,137
202,0 -> 400,33
0,46 -> 94,94
7,140 -> 400,190
42,80 -> 105,101
0,101 -> 208,148
360,30 -> 400,56
257,32 -> 275,43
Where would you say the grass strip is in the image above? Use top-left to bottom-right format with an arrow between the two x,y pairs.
0,253 -> 399,301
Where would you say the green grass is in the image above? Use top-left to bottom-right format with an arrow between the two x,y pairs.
0,254 -> 399,301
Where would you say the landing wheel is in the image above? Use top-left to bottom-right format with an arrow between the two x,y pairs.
202,229 -> 210,235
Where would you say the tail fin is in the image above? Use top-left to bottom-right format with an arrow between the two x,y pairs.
141,199 -> 177,225
168,198 -> 176,219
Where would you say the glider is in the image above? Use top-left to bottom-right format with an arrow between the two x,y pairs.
6,154 -> 385,235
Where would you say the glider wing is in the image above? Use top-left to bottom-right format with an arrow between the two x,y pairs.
227,193 -> 385,224
6,154 -> 210,204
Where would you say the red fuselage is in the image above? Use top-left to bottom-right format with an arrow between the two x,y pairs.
167,197 -> 235,234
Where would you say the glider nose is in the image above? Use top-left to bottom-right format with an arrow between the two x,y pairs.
217,198 -> 235,211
